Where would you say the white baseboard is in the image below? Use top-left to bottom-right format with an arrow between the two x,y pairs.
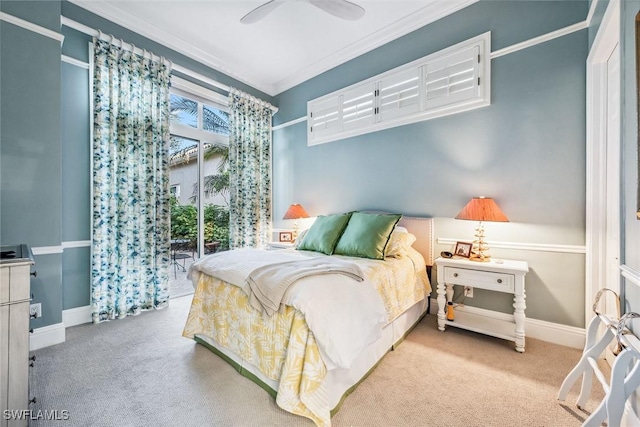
62,305 -> 92,327
30,322 -> 65,351
430,298 -> 585,349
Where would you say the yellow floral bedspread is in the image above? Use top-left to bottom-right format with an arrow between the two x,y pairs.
182,250 -> 430,426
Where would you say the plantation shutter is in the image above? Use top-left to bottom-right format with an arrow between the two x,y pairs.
377,68 -> 421,122
341,83 -> 376,131
307,32 -> 490,146
308,96 -> 340,145
424,45 -> 480,110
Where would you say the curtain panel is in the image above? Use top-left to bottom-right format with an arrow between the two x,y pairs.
228,89 -> 274,249
91,38 -> 172,323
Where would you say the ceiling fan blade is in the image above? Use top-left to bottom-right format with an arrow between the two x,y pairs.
240,0 -> 284,24
309,0 -> 365,21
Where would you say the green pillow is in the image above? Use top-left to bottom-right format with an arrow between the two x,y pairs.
296,213 -> 352,255
334,212 -> 402,260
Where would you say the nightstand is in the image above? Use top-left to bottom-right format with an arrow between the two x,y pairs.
435,257 -> 529,352
267,242 -> 295,250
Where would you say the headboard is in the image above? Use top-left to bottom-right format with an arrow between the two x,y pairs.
397,216 -> 435,267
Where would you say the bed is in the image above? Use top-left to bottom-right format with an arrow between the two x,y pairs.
182,212 -> 434,426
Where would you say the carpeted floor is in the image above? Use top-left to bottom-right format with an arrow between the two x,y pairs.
30,296 -> 607,426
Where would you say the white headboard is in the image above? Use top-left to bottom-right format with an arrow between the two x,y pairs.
398,216 -> 435,267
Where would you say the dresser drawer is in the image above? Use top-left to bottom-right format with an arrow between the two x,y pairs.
443,266 -> 514,293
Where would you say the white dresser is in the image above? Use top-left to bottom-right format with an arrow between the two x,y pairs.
0,258 -> 33,427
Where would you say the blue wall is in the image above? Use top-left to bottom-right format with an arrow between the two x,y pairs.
272,0 -> 590,327
1,1 -> 63,328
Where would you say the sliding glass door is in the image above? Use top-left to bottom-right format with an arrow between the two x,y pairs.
168,87 -> 230,290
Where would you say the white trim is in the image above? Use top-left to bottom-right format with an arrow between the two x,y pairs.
62,305 -> 92,327
31,246 -> 64,255
585,0 -> 620,336
60,16 -> 169,66
621,265 -> 640,288
0,11 -> 64,43
430,298 -> 585,349
491,21 -> 587,59
29,322 -> 65,351
271,0 -> 478,95
61,54 -> 90,69
273,116 -> 307,131
436,237 -> 586,254
171,76 -> 228,107
61,240 -> 91,249
585,0 -> 599,28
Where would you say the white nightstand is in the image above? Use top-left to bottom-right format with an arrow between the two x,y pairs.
435,257 -> 529,352
267,242 -> 295,250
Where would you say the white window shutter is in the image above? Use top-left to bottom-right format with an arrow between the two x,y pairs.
308,96 -> 341,145
341,83 -> 376,131
306,32 -> 490,145
424,45 -> 480,110
377,68 -> 421,123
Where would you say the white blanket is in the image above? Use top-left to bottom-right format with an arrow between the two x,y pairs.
188,248 -> 388,370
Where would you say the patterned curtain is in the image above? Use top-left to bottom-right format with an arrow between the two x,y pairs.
91,38 -> 172,323
228,89 -> 274,249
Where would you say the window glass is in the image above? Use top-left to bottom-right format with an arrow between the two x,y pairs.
203,104 -> 230,136
170,94 -> 198,128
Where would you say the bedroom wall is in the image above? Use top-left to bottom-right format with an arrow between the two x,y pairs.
0,1 -> 64,330
0,1 -> 274,335
57,1 -> 275,318
271,0 -> 590,330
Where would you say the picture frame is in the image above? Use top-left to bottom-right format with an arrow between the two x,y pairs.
454,241 -> 472,258
279,231 -> 293,242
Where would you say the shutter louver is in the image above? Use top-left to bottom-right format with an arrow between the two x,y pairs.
377,68 -> 421,122
308,96 -> 340,144
341,83 -> 376,131
424,45 -> 480,110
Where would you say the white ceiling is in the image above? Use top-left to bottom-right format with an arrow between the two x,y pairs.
71,0 -> 477,96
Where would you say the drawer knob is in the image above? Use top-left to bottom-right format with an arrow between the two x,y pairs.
497,279 -> 503,284
453,273 -> 458,277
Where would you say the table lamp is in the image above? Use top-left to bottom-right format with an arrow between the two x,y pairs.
283,203 -> 309,241
455,196 -> 509,262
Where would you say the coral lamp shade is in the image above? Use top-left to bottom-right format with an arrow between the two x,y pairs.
455,197 -> 509,222
283,204 -> 310,220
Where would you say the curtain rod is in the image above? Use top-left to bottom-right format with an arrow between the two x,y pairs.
61,16 -> 278,113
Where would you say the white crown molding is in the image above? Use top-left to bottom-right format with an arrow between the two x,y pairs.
68,1 -> 275,94
271,0 -> 478,94
69,0 -> 477,96
0,11 -> 64,43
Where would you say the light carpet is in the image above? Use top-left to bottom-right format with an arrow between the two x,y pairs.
30,295 -> 607,426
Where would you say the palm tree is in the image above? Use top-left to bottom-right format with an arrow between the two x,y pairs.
169,94 -> 231,204
190,143 -> 230,205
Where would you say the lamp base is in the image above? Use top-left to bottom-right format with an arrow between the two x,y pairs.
469,254 -> 491,262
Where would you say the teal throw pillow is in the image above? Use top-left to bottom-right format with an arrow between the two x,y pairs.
334,212 -> 402,260
296,213 -> 352,255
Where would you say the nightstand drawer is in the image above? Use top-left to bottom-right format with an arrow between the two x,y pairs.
443,266 -> 514,293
